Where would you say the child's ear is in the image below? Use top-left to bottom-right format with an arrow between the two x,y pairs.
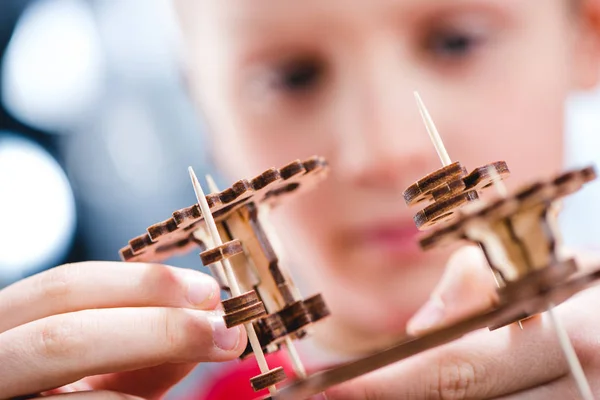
573,0 -> 600,90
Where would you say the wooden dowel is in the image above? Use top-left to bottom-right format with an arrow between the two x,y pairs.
205,173 -> 309,385
284,336 -> 307,379
487,164 -> 508,198
547,302 -> 594,400
414,91 -> 452,167
189,167 -> 277,395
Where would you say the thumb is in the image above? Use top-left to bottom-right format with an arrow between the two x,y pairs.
406,245 -> 499,336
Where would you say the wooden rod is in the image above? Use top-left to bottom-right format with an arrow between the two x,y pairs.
189,167 -> 277,395
414,91 -> 452,166
547,302 -> 594,400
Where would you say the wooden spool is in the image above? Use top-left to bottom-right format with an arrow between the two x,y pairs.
303,293 -> 330,322
240,312 -> 287,359
200,239 -> 244,265
278,300 -> 312,334
256,313 -> 288,346
250,366 -> 287,392
222,290 -> 260,313
404,162 -> 466,205
403,161 -> 510,230
222,290 -> 268,328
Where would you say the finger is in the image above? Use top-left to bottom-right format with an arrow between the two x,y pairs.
82,363 -> 197,399
0,307 -> 246,398
40,391 -> 144,399
407,245 -> 499,335
0,262 -> 221,332
497,373 -> 600,400
327,289 -> 599,400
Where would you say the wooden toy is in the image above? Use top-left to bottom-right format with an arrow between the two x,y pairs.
121,94 -> 600,399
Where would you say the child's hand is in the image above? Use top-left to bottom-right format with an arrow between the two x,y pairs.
327,246 -> 600,399
0,261 -> 246,399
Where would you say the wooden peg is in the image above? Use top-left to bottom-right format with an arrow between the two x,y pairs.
205,174 -> 313,381
189,167 -> 283,396
414,91 -> 452,166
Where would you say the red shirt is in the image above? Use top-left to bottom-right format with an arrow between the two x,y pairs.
189,351 -> 296,400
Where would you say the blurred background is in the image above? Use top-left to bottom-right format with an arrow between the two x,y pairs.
0,0 -> 599,397
0,0 -> 215,287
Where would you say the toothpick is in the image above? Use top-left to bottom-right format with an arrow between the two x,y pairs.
205,173 -> 309,381
547,302 -> 594,400
414,91 -> 452,166
284,336 -> 307,379
189,167 -> 277,395
486,164 -> 508,198
205,174 -> 220,194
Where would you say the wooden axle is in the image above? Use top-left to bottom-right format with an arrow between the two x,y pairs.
119,157 -> 331,394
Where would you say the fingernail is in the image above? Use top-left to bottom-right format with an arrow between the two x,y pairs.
187,275 -> 218,306
407,296 -> 445,335
208,314 -> 241,351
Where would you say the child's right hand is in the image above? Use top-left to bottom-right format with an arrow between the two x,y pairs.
0,261 -> 246,399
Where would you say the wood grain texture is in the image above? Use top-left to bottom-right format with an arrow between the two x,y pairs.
223,301 -> 267,328
420,166 -> 596,250
222,290 -> 260,314
403,162 -> 465,205
274,264 -> 600,400
119,156 -> 328,263
404,161 -> 509,230
200,239 -> 243,265
250,366 -> 287,391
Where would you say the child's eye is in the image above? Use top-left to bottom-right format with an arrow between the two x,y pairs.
425,29 -> 482,59
271,58 -> 324,93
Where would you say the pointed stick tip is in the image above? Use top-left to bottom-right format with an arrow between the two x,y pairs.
188,166 -> 196,180
205,174 -> 220,194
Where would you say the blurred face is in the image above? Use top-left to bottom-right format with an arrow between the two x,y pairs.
176,0 -> 599,351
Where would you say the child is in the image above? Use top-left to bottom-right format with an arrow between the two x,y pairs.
1,0 -> 599,398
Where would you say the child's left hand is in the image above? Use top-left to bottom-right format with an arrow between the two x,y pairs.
327,246 -> 600,399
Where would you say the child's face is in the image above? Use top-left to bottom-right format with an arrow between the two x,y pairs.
176,0 -> 599,347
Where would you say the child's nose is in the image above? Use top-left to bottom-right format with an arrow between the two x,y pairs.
333,82 -> 443,190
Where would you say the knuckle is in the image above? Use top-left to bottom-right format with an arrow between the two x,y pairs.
38,318 -> 80,359
138,264 -> 183,303
37,264 -> 78,303
432,355 -> 485,400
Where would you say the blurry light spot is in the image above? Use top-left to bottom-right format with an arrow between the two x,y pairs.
96,0 -> 181,82
1,0 -> 104,132
0,134 -> 76,282
561,88 -> 600,247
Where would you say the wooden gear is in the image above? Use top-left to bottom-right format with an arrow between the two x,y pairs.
120,157 -> 331,394
273,165 -> 600,400
420,166 -> 597,329
403,160 -> 510,230
119,94 -> 600,399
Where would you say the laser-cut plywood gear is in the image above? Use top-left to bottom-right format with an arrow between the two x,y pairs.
120,157 -> 327,263
418,165 -> 597,329
273,165 -> 600,400
120,156 -> 331,391
403,161 -> 510,230
274,260 -> 600,400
